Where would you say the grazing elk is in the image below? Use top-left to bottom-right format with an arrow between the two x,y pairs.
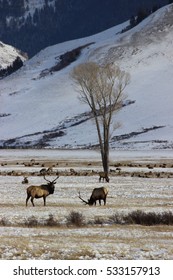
40,167 -> 53,176
78,187 -> 108,206
26,175 -> 59,207
99,172 -> 109,182
22,176 -> 29,184
39,168 -> 47,175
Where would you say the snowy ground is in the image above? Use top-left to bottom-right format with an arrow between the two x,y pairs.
0,149 -> 173,260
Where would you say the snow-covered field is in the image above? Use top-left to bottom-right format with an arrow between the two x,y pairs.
0,149 -> 173,260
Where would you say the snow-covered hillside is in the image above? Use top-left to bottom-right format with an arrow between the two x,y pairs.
0,41 -> 27,70
0,4 -> 173,150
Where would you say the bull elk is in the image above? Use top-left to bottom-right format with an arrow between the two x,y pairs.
78,187 -> 108,206
26,175 -> 59,207
99,172 -> 109,182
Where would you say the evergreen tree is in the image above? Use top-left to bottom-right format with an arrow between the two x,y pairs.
136,8 -> 149,25
130,15 -> 136,27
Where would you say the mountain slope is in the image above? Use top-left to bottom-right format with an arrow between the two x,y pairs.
0,0 -> 169,57
0,4 -> 173,150
0,41 -> 27,70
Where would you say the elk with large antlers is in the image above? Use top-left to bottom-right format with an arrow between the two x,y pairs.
26,175 -> 59,207
78,187 -> 108,206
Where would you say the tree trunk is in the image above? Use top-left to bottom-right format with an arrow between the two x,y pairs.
99,121 -> 109,176
103,128 -> 109,176
103,150 -> 109,175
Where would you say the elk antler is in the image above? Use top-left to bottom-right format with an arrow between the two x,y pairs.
78,191 -> 88,204
52,175 -> 59,183
43,175 -> 59,183
43,175 -> 51,183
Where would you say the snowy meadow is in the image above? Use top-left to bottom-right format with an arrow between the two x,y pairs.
0,149 -> 173,260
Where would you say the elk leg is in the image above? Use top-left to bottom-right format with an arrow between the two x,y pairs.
99,199 -> 101,206
31,197 -> 35,207
43,196 -> 46,206
26,194 -> 30,206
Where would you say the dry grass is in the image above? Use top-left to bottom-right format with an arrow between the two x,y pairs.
0,222 -> 173,259
1,210 -> 173,228
109,210 -> 173,226
66,211 -> 86,227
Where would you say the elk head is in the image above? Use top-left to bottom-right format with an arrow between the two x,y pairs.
43,175 -> 59,194
78,191 -> 90,205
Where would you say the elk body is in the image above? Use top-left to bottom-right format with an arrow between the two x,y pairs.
78,187 -> 108,206
99,172 -> 109,182
26,176 -> 59,207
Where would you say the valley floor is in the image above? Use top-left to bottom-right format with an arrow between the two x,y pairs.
0,149 -> 173,260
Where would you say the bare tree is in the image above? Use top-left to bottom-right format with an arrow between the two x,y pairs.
71,62 -> 130,177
